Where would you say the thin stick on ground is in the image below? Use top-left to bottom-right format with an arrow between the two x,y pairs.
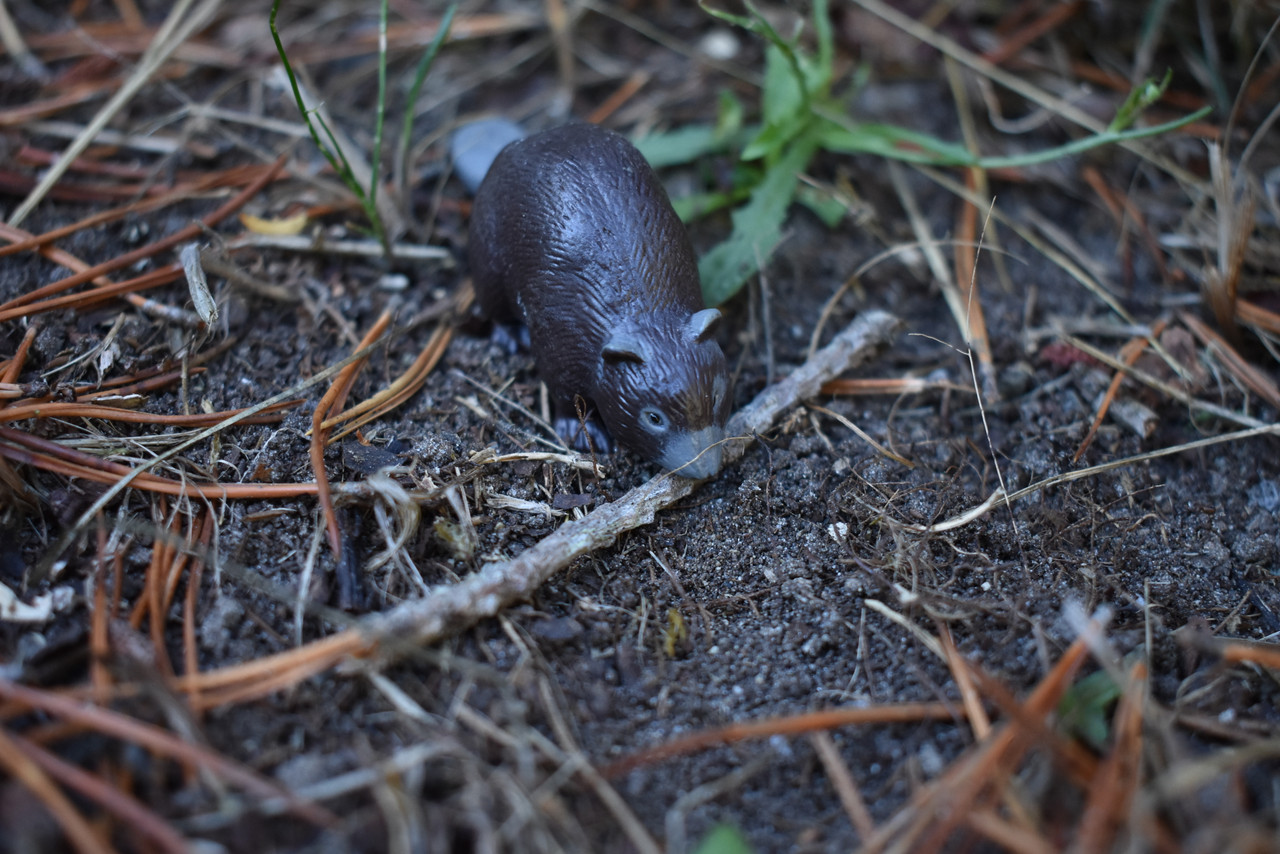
164,310 -> 900,707
363,310 -> 900,651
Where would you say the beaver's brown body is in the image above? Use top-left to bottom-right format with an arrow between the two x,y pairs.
469,123 -> 730,478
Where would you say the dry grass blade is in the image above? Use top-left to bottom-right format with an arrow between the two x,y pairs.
8,0 -> 225,226
820,376 -> 972,396
28,332 -> 389,583
808,403 -> 913,467
135,504 -> 194,679
177,632 -> 369,710
944,55 -> 998,396
0,264 -> 185,324
282,11 -> 542,64
964,658 -> 1098,785
0,154 -> 286,315
322,320 -> 457,442
311,310 -> 393,557
89,534 -> 116,702
1179,310 -> 1280,409
1024,421 -> 1280,496
1064,334 -> 1266,429
0,679 -> 334,826
857,629 -> 1094,853
0,428 -> 320,500
603,702 -> 959,779
7,732 -> 188,854
0,1 -> 44,78
1,324 -> 38,383
53,366 -> 207,401
318,286 -> 471,440
964,809 -> 1057,854
810,730 -> 877,841
1237,298 -> 1280,336
1073,320 -> 1167,463
1081,165 -> 1169,284
981,0 -> 1083,65
0,85 -> 107,128
0,399 -> 297,427
534,675 -> 662,854
886,160 -> 966,339
1146,740 -> 1280,807
0,164 -> 281,260
0,725 -> 109,854
938,623 -> 990,740
849,0 -> 1198,183
1074,661 -> 1147,852
916,163 -> 1149,340
182,511 -> 215,710
585,70 -> 650,124
1202,143 -> 1255,334
1175,628 -> 1280,670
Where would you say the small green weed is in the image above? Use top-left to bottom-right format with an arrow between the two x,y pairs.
692,824 -> 755,854
634,0 -> 1211,307
1057,650 -> 1145,750
1058,667 -> 1123,750
269,1 -> 457,253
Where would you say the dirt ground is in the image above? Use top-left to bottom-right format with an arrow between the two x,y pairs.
2,2 -> 1279,853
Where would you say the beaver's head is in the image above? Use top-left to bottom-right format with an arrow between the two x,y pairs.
593,308 -> 730,479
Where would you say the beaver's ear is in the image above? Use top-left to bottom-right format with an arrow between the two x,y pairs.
688,309 -> 721,343
602,327 -> 650,364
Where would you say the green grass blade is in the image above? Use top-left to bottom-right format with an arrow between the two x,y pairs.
270,0 -> 342,176
976,106 -> 1212,169
400,4 -> 457,170
634,124 -> 725,168
370,0 -> 388,212
270,0 -> 382,240
699,137 -> 817,306
817,107 -> 1212,169
817,118 -> 975,164
692,825 -> 754,854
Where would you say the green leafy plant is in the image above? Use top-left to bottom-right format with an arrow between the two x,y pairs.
1057,649 -> 1146,749
1057,667 -> 1123,750
692,824 -> 755,854
634,0 -> 1211,307
269,0 -> 457,252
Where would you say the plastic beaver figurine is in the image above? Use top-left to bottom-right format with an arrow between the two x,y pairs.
467,123 -> 731,478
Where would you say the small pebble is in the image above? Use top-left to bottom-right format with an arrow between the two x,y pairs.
699,29 -> 739,61
450,117 -> 527,194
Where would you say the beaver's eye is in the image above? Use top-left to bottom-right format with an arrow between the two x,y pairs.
641,407 -> 668,433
